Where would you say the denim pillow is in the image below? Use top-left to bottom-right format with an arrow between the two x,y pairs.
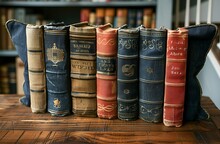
184,24 -> 218,121
6,20 -> 30,106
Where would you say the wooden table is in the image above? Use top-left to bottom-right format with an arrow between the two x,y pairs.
0,94 -> 220,143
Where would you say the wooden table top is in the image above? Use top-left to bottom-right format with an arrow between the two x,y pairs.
0,94 -> 220,143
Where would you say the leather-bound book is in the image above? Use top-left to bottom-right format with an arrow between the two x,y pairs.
6,20 -> 30,106
127,9 -> 136,28
96,23 -> 117,119
116,8 -> 127,28
136,9 -> 143,27
80,8 -> 90,22
0,8 -> 7,50
163,28 -> 188,127
26,24 -> 46,113
96,8 -> 105,25
70,22 -> 97,117
143,8 -> 153,28
139,26 -> 167,123
44,23 -> 71,116
117,25 -> 139,121
105,8 -> 115,25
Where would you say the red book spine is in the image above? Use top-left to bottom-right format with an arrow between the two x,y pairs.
163,28 -> 188,127
96,23 -> 117,119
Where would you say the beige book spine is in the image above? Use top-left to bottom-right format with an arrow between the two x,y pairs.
26,24 -> 46,113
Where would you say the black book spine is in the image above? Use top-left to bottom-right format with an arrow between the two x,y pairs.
117,26 -> 139,121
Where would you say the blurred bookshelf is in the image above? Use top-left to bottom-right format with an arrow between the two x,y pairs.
0,0 -> 173,94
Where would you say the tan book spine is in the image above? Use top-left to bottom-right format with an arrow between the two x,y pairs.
15,57 -> 24,95
70,22 -> 97,117
26,24 -> 46,113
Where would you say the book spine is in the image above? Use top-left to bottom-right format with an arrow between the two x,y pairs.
116,8 -> 127,28
0,64 -> 9,94
70,22 -> 97,117
26,24 -> 46,113
96,8 -> 105,25
139,27 -> 167,123
16,57 -> 24,95
117,26 -> 139,121
163,28 -> 188,127
0,8 -> 7,50
44,23 -> 71,116
143,8 -> 153,28
96,23 -> 117,119
127,9 -> 136,28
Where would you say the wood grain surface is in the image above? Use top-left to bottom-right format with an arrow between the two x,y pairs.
0,94 -> 220,143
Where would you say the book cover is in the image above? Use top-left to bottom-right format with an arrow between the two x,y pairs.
26,24 -> 46,113
163,28 -> 188,127
44,22 -> 71,116
96,23 -> 117,119
117,25 -> 139,121
70,21 -> 97,117
139,26 -> 167,123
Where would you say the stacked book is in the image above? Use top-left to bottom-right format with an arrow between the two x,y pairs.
6,19 -> 217,127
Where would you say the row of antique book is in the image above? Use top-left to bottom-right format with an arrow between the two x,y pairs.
6,20 -> 188,127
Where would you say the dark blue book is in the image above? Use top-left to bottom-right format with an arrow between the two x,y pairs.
139,26 -> 167,123
117,25 -> 139,121
44,22 -> 71,116
127,9 -> 136,28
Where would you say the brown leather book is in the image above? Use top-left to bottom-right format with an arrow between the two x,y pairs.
116,8 -> 127,28
143,8 -> 153,28
96,23 -> 117,119
80,8 -> 90,22
70,22 -> 97,117
0,8 -> 7,50
26,24 -> 46,113
163,28 -> 188,127
105,8 -> 115,25
96,8 -> 105,25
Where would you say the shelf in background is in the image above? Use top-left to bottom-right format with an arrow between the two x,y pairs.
0,50 -> 18,57
0,0 -> 157,7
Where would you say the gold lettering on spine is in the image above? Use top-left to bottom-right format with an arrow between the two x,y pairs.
71,60 -> 96,74
47,43 -> 64,66
98,59 -> 115,72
